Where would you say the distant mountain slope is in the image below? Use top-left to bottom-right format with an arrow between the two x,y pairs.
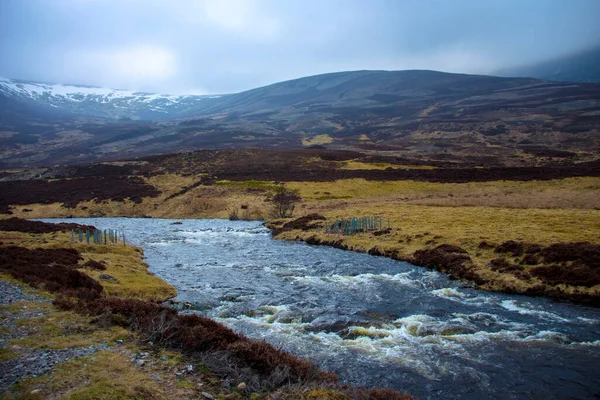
497,46 -> 600,83
198,69 -> 542,114
1,70 -> 599,167
0,77 -> 224,120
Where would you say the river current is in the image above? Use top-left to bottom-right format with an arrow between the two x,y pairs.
44,218 -> 600,399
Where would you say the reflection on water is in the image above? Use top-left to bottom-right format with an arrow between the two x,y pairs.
43,218 -> 600,400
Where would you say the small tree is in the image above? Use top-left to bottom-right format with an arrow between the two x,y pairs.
270,184 -> 301,218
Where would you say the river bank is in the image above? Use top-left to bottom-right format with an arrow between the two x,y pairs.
0,218 -> 414,399
266,211 -> 600,307
32,217 -> 600,399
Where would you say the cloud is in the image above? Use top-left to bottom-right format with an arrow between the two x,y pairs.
1,0 -> 599,93
63,45 -> 178,91
201,0 -> 280,39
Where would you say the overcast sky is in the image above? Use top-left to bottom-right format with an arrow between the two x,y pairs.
1,0 -> 599,94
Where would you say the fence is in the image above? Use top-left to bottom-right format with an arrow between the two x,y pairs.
325,216 -> 390,235
71,228 -> 127,245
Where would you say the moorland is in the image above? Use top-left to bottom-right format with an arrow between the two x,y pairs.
1,69 -> 600,398
1,148 -> 599,306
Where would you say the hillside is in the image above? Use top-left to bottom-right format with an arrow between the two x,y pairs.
1,70 -> 600,167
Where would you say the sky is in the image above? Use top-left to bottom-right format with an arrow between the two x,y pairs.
1,0 -> 599,95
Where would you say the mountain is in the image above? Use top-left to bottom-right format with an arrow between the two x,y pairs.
0,77 -> 224,120
497,46 -> 600,83
1,70 -> 599,167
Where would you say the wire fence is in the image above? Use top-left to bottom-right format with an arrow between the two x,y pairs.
71,228 -> 127,245
325,216 -> 390,235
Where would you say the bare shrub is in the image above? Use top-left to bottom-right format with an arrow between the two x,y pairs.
270,185 -> 302,218
228,208 -> 239,220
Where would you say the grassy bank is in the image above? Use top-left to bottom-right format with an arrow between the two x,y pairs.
0,219 -> 414,399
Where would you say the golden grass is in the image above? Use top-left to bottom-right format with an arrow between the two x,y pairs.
79,245 -> 177,302
288,177 -> 600,209
302,134 -> 334,146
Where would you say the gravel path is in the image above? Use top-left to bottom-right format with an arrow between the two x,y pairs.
0,279 -> 110,392
0,280 -> 50,306
0,345 -> 109,391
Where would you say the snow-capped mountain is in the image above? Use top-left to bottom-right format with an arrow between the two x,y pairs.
0,77 -> 224,120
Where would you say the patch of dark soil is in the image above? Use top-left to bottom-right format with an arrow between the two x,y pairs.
372,228 -> 391,236
283,213 -> 326,229
524,243 -> 543,254
0,218 -> 96,234
0,246 -> 102,300
82,259 -> 107,271
412,244 -> 487,284
521,148 -> 576,158
271,214 -> 326,235
304,236 -> 350,251
530,264 -> 600,287
539,242 -> 600,267
521,254 -> 540,265
495,240 -> 525,256
435,244 -> 468,254
215,159 -> 600,184
0,177 -> 160,212
489,258 -> 530,280
478,241 -> 495,250
410,244 -> 486,284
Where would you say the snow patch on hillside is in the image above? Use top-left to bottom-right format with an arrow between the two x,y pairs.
0,77 -> 222,116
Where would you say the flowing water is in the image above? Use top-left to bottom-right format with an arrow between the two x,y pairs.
45,218 -> 600,399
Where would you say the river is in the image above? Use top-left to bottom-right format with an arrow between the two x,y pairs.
44,218 -> 600,399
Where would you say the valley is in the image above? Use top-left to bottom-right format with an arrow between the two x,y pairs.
1,69 -> 599,399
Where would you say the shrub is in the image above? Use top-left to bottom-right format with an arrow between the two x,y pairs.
228,208 -> 239,220
0,246 -> 103,300
270,185 -> 302,218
